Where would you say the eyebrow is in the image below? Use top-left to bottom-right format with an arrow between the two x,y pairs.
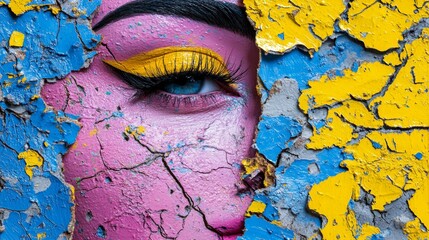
93,0 -> 255,39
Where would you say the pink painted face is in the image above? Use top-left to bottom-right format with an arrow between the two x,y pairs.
42,0 -> 259,239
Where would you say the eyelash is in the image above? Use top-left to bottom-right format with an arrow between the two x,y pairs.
108,52 -> 245,97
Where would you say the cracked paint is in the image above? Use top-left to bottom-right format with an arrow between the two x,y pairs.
17,150 -> 44,179
2,0 -> 428,239
0,0 -> 100,238
243,0 -> 429,239
244,0 -> 346,53
40,0 -> 261,238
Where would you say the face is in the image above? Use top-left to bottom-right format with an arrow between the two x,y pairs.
42,0 -> 259,239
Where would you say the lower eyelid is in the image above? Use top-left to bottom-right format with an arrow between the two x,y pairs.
144,91 -> 237,113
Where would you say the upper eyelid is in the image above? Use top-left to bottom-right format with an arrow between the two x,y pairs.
103,46 -> 230,78
103,47 -> 245,91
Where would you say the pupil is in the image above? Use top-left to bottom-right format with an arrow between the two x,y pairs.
161,74 -> 204,95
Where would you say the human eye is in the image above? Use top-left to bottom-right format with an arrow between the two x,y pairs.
103,47 -> 243,111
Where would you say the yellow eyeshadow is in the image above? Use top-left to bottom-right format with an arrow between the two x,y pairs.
103,47 -> 229,78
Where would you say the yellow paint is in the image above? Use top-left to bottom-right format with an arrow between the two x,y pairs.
245,201 -> 266,217
308,172 -> 362,239
404,218 -> 429,239
244,0 -> 345,53
381,0 -> 426,16
299,62 -> 395,114
125,125 -> 146,139
247,0 -> 429,237
49,6 -> 61,15
89,128 -> 98,137
31,94 -> 40,100
242,154 -> 275,187
70,142 -> 78,150
271,220 -> 283,227
104,47 -> 230,79
37,232 -> 46,240
371,30 -> 429,128
383,51 -> 402,66
18,150 -> 44,179
306,109 -> 355,149
342,130 -> 428,212
3,81 -> 12,87
9,31 -> 25,47
18,77 -> 27,84
136,126 -> 146,135
6,0 -> 57,15
70,185 -> 76,201
408,179 -> 429,229
8,0 -> 33,15
357,224 -> 381,240
43,141 -> 49,147
334,100 -> 384,129
339,1 -> 428,51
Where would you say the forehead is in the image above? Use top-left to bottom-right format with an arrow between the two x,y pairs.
94,0 -> 243,24
97,14 -> 255,62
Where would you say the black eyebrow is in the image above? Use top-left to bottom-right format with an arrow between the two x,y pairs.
93,0 -> 255,39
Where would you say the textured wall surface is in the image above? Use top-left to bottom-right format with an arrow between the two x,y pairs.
0,0 -> 100,238
1,0 -> 428,239
241,0 -> 428,239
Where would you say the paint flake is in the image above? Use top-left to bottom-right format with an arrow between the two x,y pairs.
9,31 -> 25,47
243,0 -> 346,53
371,29 -> 429,127
18,150 -> 44,179
339,1 -> 429,51
298,61 -> 395,114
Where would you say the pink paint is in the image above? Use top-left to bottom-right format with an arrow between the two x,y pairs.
42,0 -> 259,239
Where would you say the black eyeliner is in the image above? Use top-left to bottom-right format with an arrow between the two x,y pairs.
106,53 -> 245,95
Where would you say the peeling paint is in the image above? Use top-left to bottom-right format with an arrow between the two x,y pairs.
244,0 -> 346,53
17,150 -> 44,179
244,0 -> 429,239
0,0 -> 100,238
9,31 -> 25,47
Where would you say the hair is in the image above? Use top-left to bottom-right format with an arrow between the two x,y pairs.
93,0 -> 255,39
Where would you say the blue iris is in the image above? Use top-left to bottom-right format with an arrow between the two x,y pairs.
161,75 -> 204,95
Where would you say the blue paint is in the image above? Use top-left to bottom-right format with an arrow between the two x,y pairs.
255,148 -> 346,229
258,35 -> 382,91
239,215 -> 294,240
105,177 -> 112,183
348,199 -> 355,209
277,32 -> 285,40
255,115 -> 302,164
253,195 -> 280,221
0,2 -> 99,238
371,140 -> 383,149
309,119 -> 326,131
77,23 -> 101,49
60,0 -> 101,18
371,234 -> 385,240
96,225 -> 107,238
414,152 -> 423,160
29,0 -> 56,4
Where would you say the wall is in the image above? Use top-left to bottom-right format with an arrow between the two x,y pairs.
0,0 -> 427,239
0,0 -> 100,238
241,0 -> 429,239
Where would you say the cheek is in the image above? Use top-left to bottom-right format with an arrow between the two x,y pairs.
42,35 -> 260,236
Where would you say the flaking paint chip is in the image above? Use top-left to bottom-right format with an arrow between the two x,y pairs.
9,31 -> 25,47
